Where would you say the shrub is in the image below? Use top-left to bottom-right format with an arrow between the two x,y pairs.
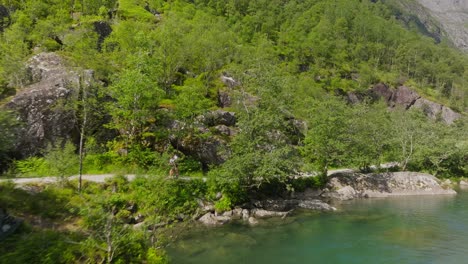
14,157 -> 49,177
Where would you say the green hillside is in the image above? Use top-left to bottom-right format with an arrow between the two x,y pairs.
0,0 -> 467,262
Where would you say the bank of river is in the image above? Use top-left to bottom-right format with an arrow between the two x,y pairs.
168,189 -> 468,264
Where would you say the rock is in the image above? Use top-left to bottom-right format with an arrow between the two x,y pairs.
222,210 -> 233,217
459,180 -> 468,188
441,106 -> 461,125
213,125 -> 233,136
441,179 -> 454,188
197,199 -> 215,213
198,110 -> 236,127
133,222 -> 146,230
297,200 -> 336,211
171,135 -> 229,166
251,209 -> 289,219
253,199 -> 298,211
241,209 -> 250,220
1,224 -> 10,232
294,188 -> 322,200
0,209 -> 22,240
232,208 -> 243,220
5,53 -> 94,157
217,90 -> 232,108
220,74 -> 240,88
248,216 -> 259,226
369,84 -> 460,124
198,212 -> 231,226
322,171 -> 456,200
413,98 -> 461,124
391,86 -> 420,109
322,186 -> 357,201
93,21 -> 112,50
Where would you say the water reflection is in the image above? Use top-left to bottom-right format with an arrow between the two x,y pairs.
168,192 -> 468,264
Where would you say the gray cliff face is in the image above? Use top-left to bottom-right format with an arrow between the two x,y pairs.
410,0 -> 468,51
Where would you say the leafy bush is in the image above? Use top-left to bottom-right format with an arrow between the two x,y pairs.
44,141 -> 79,177
14,157 -> 49,177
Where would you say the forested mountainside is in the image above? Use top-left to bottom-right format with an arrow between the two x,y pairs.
0,0 -> 467,177
0,0 -> 467,262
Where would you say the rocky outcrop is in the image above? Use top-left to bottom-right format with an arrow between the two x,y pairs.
413,98 -> 461,125
198,198 -> 335,226
5,53 -> 93,156
170,132 -> 230,167
198,110 -> 236,127
369,84 -> 461,124
169,110 -> 238,167
322,171 -> 456,201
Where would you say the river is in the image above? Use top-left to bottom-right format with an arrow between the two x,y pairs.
168,189 -> 468,263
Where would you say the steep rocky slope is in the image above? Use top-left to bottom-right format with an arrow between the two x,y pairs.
417,0 -> 468,51
393,0 -> 468,51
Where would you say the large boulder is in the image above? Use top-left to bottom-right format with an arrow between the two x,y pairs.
171,135 -> 229,166
369,83 -> 460,124
370,83 -> 394,103
391,86 -> 420,109
5,53 -> 93,157
322,172 -> 456,200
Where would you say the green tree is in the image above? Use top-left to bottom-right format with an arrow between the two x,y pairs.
301,96 -> 350,181
106,69 -> 163,147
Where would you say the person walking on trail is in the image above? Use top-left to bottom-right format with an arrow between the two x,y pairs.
169,154 -> 179,178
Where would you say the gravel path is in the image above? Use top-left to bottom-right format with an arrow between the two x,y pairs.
1,162 -> 398,185
1,174 -> 137,185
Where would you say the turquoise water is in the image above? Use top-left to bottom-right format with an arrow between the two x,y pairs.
168,190 -> 468,264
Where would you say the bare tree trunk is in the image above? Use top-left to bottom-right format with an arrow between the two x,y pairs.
78,74 -> 88,192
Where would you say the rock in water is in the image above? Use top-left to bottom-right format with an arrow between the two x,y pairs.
323,172 -> 456,201
251,209 -> 289,219
297,200 -> 336,211
198,212 -> 231,226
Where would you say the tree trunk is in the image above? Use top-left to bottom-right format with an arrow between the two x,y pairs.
78,74 -> 87,192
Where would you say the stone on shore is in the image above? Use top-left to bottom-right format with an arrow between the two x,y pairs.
198,212 -> 231,226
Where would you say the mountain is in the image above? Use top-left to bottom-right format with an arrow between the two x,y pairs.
390,0 -> 468,51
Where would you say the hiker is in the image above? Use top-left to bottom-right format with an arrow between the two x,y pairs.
169,154 -> 179,178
